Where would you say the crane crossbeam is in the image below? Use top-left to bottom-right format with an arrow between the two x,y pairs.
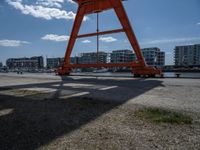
77,29 -> 124,38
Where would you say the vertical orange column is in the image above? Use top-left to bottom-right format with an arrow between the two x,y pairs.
63,6 -> 85,67
110,0 -> 146,67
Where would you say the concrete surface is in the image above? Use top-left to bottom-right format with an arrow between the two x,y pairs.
0,73 -> 200,150
0,73 -> 200,113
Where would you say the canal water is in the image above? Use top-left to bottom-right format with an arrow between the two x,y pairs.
163,72 -> 200,78
72,72 -> 200,78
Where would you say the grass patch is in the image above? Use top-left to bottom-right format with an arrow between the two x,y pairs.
9,89 -> 42,96
135,108 -> 192,124
0,88 -> 53,100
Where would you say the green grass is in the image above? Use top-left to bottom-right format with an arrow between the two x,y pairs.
135,108 -> 192,124
10,89 -> 42,95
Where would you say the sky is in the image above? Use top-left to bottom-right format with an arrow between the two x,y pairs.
0,0 -> 200,65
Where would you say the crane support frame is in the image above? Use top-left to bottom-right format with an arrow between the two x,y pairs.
57,0 -> 162,76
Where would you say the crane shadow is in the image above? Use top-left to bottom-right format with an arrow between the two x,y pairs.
0,76 -> 163,150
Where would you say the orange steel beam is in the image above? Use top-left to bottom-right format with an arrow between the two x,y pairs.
63,0 -> 146,66
63,6 -> 85,64
58,0 -> 162,76
110,0 -> 146,66
75,0 -> 113,14
77,29 -> 124,38
64,62 -> 141,68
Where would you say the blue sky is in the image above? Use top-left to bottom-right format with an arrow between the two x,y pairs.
0,0 -> 200,65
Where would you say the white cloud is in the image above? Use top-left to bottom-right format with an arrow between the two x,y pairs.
67,0 -> 76,4
82,39 -> 91,43
36,0 -> 65,8
42,34 -> 69,42
6,0 -> 81,21
141,37 -> 200,45
0,39 -> 30,47
99,36 -> 117,43
197,22 -> 200,26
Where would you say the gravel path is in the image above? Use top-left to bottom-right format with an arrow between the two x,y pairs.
0,74 -> 200,150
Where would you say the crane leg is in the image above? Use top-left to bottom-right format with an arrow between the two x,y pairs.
57,6 -> 85,75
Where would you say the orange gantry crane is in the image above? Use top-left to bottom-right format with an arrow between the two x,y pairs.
57,0 -> 162,77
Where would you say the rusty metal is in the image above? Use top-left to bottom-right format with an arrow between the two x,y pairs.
57,0 -> 162,76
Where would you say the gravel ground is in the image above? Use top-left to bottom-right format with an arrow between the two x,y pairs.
0,73 -> 200,150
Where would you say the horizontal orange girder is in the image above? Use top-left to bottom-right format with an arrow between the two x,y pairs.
77,29 -> 124,38
77,0 -> 113,14
63,62 -> 141,68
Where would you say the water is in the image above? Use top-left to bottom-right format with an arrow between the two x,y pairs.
72,72 -> 200,78
5,71 -> 200,78
163,72 -> 200,78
